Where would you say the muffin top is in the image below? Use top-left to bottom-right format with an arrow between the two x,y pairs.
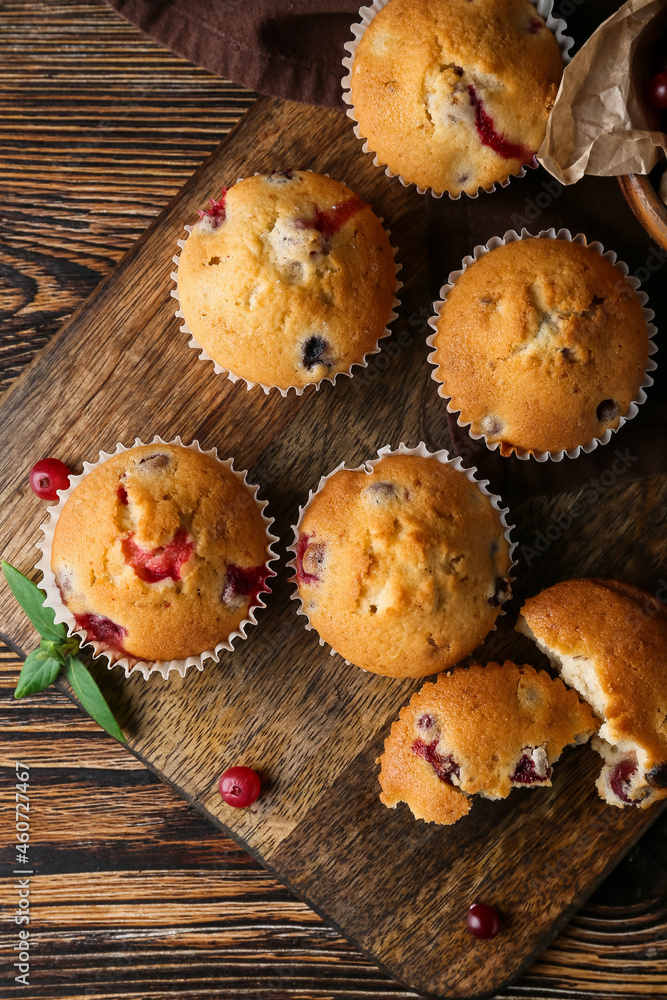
348,0 -> 563,196
51,444 -> 271,663
378,661 -> 597,825
176,171 -> 397,391
518,579 -> 667,772
431,238 -> 649,457
294,453 -> 512,677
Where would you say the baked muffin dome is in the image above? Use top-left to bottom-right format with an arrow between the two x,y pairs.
51,444 -> 272,663
293,453 -> 513,677
378,662 -> 597,825
518,579 -> 667,810
347,0 -> 563,197
430,237 -> 650,457
176,171 -> 397,391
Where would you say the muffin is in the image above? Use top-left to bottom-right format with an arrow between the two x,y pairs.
378,661 -> 597,825
346,0 -> 564,197
430,236 -> 650,457
175,171 -> 397,391
518,579 -> 667,809
292,451 -> 513,677
50,443 -> 273,664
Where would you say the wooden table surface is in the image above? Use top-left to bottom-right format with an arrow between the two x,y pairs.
1,2 -> 666,998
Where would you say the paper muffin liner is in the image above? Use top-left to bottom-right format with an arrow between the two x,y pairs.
341,0 -> 574,201
170,171 -> 403,397
35,436 -> 280,680
426,227 -> 659,462
286,441 -> 518,667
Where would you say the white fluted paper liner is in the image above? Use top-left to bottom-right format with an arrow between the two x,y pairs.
35,436 -> 279,680
426,227 -> 659,462
341,0 -> 573,200
170,172 -> 403,396
286,441 -> 518,667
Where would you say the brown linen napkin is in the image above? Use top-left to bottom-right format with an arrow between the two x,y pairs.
106,0 -> 359,108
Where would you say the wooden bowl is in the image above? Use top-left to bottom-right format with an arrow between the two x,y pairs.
618,173 -> 667,252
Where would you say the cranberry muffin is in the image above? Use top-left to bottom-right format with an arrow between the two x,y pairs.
518,579 -> 667,810
430,237 -> 650,457
50,444 -> 273,664
293,452 -> 513,677
347,0 -> 564,197
176,171 -> 397,391
378,661 -> 597,825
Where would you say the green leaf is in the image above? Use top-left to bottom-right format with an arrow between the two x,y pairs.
2,560 -> 66,642
15,651 -> 61,698
62,655 -> 126,742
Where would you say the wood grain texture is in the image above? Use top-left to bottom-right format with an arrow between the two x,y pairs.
2,1 -> 667,998
2,86 -> 667,997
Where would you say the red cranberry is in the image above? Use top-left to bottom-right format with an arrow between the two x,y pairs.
197,188 -> 228,227
467,85 -> 533,162
116,484 -> 128,505
467,903 -> 501,939
511,752 -> 551,784
418,714 -> 434,731
221,563 -> 270,608
313,197 -> 364,237
647,71 -> 667,110
412,737 -> 460,784
29,458 -> 71,501
74,612 -> 128,654
609,759 -> 639,804
218,766 -> 261,807
122,528 -> 194,583
295,533 -> 324,586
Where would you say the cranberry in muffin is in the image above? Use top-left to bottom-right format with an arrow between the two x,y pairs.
347,0 -> 564,196
293,452 -> 513,677
51,444 -> 273,663
378,661 -> 597,825
176,171 -> 397,391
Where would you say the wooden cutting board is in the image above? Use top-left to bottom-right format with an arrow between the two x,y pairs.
1,95 -> 665,999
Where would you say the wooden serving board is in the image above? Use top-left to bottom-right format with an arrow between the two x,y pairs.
1,96 -> 666,999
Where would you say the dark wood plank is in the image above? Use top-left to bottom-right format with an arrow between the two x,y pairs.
1,85 -> 667,998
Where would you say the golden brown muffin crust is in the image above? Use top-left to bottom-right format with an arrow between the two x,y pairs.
51,445 -> 270,662
295,454 -> 512,677
177,171 -> 397,390
518,578 -> 667,770
349,0 -> 563,195
378,661 -> 597,825
432,239 -> 649,456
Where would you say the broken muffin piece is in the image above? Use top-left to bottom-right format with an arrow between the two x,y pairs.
377,661 -> 597,825
517,578 -> 667,809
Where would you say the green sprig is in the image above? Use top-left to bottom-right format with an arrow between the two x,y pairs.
2,560 -> 126,742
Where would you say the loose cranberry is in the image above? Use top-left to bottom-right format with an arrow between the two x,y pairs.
412,737 -> 460,784
467,903 -> 501,939
467,85 -> 534,162
29,458 -> 71,501
222,563 -> 270,608
219,766 -> 261,807
646,71 -> 667,110
122,528 -> 194,583
74,612 -> 128,654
